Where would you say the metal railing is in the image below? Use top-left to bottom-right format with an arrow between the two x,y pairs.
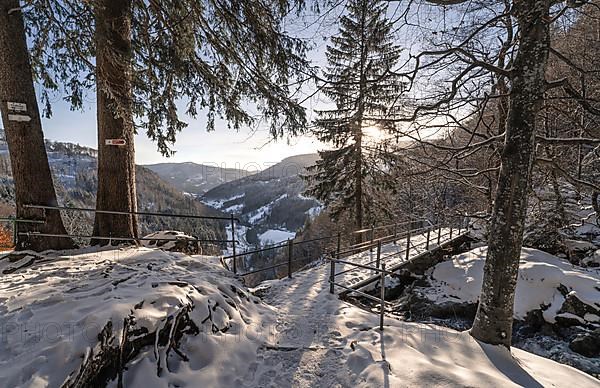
222,219 -> 431,279
14,204 -> 239,251
327,219 -> 470,330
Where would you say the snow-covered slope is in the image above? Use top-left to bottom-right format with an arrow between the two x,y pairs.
246,255 -> 599,387
201,154 -> 321,247
0,247 -> 273,387
422,246 -> 600,324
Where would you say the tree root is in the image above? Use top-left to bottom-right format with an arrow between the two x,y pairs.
62,303 -> 199,388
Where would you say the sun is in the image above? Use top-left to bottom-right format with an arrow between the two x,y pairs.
362,125 -> 384,140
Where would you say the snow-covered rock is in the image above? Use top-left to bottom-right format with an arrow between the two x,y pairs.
142,230 -> 200,254
422,246 -> 600,324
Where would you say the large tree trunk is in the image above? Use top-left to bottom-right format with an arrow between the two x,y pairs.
92,0 -> 138,245
0,0 -> 73,251
470,0 -> 551,347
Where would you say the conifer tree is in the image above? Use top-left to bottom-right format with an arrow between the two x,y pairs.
304,0 -> 403,230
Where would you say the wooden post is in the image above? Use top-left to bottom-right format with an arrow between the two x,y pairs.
380,263 -> 386,331
437,226 -> 442,245
287,238 -> 293,279
393,222 -> 397,244
405,229 -> 411,261
329,256 -> 336,294
376,240 -> 381,269
449,226 -> 453,240
426,228 -> 431,251
231,214 -> 237,274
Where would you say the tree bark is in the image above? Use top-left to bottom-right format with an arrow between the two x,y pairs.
0,0 -> 73,251
92,0 -> 138,245
470,0 -> 551,347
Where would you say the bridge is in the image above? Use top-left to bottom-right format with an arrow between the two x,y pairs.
325,221 -> 471,329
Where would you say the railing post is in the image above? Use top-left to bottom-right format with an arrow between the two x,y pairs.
370,223 -> 375,253
231,214 -> 237,274
12,217 -> 18,248
449,226 -> 453,240
287,238 -> 293,279
380,263 -> 386,331
437,226 -> 442,245
405,228 -> 411,261
426,227 -> 431,251
393,222 -> 397,244
376,240 -> 381,269
329,256 -> 336,294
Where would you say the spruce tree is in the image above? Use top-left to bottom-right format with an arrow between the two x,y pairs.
304,0 -> 403,231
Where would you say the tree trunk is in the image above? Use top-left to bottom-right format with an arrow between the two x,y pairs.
92,0 -> 138,245
470,0 -> 551,347
0,0 -> 73,251
355,132 -> 364,232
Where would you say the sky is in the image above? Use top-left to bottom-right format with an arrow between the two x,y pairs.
40,100 -> 326,170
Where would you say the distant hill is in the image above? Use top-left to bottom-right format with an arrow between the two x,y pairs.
201,154 -> 322,247
144,162 -> 252,196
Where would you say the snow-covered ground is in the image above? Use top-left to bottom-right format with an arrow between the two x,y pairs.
0,247 -> 274,387
1,243 -> 599,387
244,254 -> 599,387
422,246 -> 600,325
258,229 -> 296,245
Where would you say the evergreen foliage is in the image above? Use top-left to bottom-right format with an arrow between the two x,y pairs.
304,0 -> 404,228
24,0 -> 311,155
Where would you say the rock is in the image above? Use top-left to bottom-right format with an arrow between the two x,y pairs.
142,231 -> 200,255
582,249 -> 600,268
428,301 -> 477,320
565,239 -> 597,265
249,284 -> 272,299
395,290 -> 477,320
558,291 -> 600,322
520,310 -> 555,336
555,313 -> 586,328
569,329 -> 600,358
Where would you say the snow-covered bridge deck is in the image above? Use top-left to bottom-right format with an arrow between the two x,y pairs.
330,226 -> 470,294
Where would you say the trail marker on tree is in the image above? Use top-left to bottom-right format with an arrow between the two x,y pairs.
7,102 -> 26,112
105,139 -> 127,146
7,114 -> 31,122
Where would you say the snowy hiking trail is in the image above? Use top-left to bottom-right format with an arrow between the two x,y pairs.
242,235 -> 600,388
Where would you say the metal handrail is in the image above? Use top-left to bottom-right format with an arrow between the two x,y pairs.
20,231 -> 232,244
23,204 -> 239,222
329,280 -> 392,305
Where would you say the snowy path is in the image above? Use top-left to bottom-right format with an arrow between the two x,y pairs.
242,238 -> 600,388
